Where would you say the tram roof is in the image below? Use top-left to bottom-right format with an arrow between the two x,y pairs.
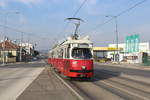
62,36 -> 92,45
63,39 -> 92,45
50,36 -> 92,51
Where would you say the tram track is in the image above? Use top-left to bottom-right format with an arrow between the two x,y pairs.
49,66 -> 89,100
92,79 -> 135,100
94,70 -> 150,93
70,79 -> 125,100
69,81 -> 93,100
69,76 -> 150,100
48,64 -> 150,100
94,70 -> 150,100
95,69 -> 150,85
94,78 -> 149,100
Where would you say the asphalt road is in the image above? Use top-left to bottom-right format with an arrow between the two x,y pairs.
94,63 -> 150,78
67,63 -> 150,100
1,61 -> 150,100
0,61 -> 45,100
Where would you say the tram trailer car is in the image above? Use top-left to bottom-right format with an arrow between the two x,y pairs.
48,36 -> 93,78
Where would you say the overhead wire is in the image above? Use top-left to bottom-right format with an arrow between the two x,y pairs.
53,0 -> 88,45
0,24 -> 50,41
117,0 -> 147,17
72,0 -> 88,17
62,0 -> 88,34
84,0 -> 147,35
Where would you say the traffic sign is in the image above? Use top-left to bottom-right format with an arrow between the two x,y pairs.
125,34 -> 140,53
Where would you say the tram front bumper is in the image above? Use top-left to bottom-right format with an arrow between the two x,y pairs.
69,70 -> 93,77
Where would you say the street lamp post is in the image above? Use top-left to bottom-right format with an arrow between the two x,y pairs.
19,33 -> 23,62
2,11 -> 20,65
106,16 -> 119,62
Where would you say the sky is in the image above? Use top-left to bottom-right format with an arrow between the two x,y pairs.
0,0 -> 149,50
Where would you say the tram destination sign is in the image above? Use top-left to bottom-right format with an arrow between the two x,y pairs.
79,44 -> 89,48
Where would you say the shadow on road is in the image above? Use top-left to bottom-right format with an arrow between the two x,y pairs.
69,69 -> 121,82
93,68 -> 121,81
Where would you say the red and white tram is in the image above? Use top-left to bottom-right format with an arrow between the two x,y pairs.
48,36 -> 93,78
48,18 -> 93,78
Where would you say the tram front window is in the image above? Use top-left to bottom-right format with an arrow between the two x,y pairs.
72,48 -> 92,59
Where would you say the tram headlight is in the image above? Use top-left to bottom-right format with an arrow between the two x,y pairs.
72,61 -> 78,64
82,66 -> 86,70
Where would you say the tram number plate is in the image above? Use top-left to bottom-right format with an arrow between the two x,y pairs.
80,74 -> 86,77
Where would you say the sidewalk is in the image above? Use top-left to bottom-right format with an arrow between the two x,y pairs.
95,62 -> 150,71
17,66 -> 76,100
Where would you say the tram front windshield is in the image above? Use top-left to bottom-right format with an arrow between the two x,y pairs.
72,48 -> 92,59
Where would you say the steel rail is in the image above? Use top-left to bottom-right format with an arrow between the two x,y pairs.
94,77 -> 149,100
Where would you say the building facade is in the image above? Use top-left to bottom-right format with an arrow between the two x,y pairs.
107,42 -> 150,63
0,40 -> 20,63
19,43 -> 34,55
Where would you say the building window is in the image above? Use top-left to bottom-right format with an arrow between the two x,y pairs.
8,52 -> 13,57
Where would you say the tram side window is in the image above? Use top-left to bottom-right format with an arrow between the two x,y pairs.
58,49 -> 63,58
63,48 -> 65,58
64,48 -> 67,58
51,52 -> 54,58
66,48 -> 70,58
54,51 -> 57,58
61,49 -> 63,58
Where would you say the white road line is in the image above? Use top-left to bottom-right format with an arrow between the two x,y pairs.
95,78 -> 149,100
52,69 -> 84,100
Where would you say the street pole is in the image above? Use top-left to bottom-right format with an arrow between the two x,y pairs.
2,13 -> 8,65
20,33 -> 23,62
115,17 -> 119,62
106,16 -> 119,63
2,36 -> 5,65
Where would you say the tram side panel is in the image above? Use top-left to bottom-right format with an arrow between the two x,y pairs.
48,57 -> 93,78
48,46 -> 93,78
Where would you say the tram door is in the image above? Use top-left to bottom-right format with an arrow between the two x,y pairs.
63,47 -> 70,75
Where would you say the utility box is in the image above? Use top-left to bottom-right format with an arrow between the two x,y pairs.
142,52 -> 150,66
